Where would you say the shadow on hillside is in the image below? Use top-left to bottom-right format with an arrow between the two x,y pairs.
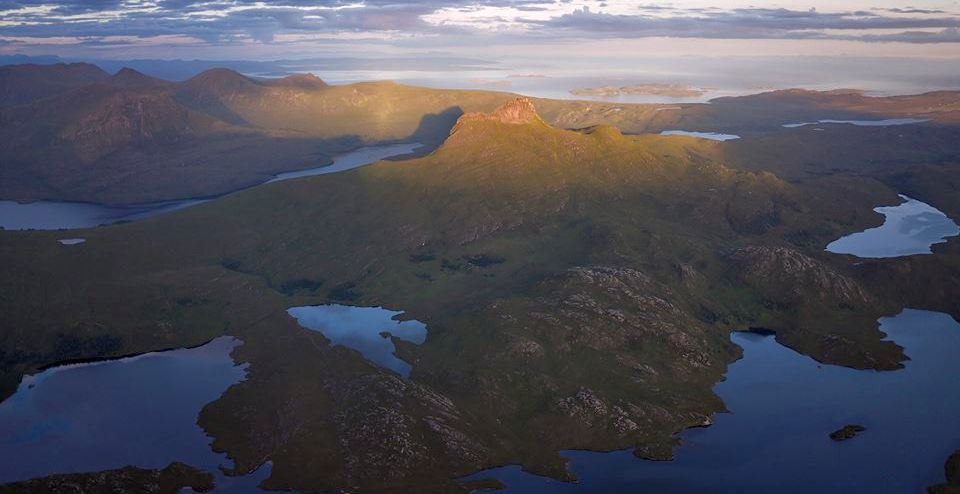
408,106 -> 464,146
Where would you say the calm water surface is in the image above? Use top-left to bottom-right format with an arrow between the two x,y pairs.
0,143 -> 420,231
826,195 -> 959,258
659,130 -> 741,141
463,309 -> 960,493
783,118 -> 929,128
266,142 -> 420,182
0,337 -> 271,492
287,304 -> 427,377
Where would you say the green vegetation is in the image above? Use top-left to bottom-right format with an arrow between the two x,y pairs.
6,64 -> 956,206
2,91 -> 960,492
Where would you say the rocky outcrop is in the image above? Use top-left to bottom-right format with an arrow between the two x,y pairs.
730,245 -> 872,307
829,424 -> 865,441
450,97 -> 543,135
0,462 -> 214,494
327,373 -> 490,489
531,266 -> 721,372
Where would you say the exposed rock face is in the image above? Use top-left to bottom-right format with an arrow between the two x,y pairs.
730,245 -> 871,306
321,372 -> 491,490
450,97 -> 542,134
0,462 -> 214,494
488,97 -> 540,124
536,266 -> 721,372
465,265 -> 731,467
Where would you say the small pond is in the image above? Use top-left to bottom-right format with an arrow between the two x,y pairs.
287,304 -> 427,377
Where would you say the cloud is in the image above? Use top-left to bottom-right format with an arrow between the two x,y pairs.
523,6 -> 960,42
0,0 -> 958,57
879,7 -> 948,15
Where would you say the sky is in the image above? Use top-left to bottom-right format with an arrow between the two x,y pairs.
1,0 -> 959,59
1,1 -> 959,96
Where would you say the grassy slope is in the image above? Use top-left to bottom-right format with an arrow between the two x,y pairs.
0,99 -> 932,491
5,65 -> 957,205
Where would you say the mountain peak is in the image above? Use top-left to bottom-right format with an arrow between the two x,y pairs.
450,97 -> 542,135
489,97 -> 539,124
184,68 -> 258,91
105,67 -> 169,89
271,73 -> 327,89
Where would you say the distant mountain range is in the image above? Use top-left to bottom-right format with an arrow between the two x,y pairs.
2,62 -> 959,206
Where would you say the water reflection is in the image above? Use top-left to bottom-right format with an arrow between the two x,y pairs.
826,195 -> 960,258
783,118 -> 928,128
0,143 -> 421,231
659,130 -> 741,141
462,309 -> 960,493
287,305 -> 427,377
0,337 -> 270,491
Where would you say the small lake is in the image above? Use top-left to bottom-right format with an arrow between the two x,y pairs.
462,309 -> 960,493
0,337 -> 272,491
0,143 -> 421,231
783,118 -> 928,128
659,130 -> 741,141
826,195 -> 960,258
287,304 -> 427,377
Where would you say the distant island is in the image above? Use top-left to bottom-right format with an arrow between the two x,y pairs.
571,83 -> 707,98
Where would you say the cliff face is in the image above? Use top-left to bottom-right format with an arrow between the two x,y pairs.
450,97 -> 543,135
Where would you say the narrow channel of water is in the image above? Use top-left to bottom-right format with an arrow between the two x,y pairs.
783,118 -> 928,128
0,143 -> 421,231
659,130 -> 741,141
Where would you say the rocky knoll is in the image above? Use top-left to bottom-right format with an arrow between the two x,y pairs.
0,462 -> 213,494
730,245 -> 871,307
728,245 -> 902,370
451,96 -> 542,131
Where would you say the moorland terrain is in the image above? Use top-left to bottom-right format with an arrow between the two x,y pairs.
1,63 -> 960,492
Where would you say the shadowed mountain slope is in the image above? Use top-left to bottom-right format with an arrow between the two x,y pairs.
0,63 -> 108,107
2,64 -> 960,204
